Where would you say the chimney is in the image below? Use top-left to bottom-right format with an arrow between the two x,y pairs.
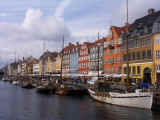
148,8 -> 155,15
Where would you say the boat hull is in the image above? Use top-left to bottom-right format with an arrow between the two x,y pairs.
12,81 -> 19,85
88,89 -> 153,109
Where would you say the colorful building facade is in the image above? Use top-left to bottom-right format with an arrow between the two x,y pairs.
39,50 -> 58,75
104,26 -> 124,75
69,44 -> 80,75
153,33 -> 160,82
89,39 -> 104,74
54,55 -> 61,73
122,9 -> 160,84
62,45 -> 70,74
78,42 -> 91,74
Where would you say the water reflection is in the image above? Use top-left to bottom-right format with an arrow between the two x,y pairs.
0,81 -> 159,120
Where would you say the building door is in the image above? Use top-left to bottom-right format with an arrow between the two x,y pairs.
143,68 -> 152,84
157,73 -> 160,82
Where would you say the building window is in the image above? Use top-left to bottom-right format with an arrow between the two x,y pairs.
128,53 -> 131,60
131,40 -> 135,48
155,37 -> 160,44
142,39 -> 145,47
132,52 -> 135,60
137,66 -> 141,74
124,67 -> 127,74
147,50 -> 152,59
136,40 -> 140,47
123,41 -> 126,49
157,65 -> 160,71
132,66 -> 136,75
147,39 -> 151,46
142,51 -> 146,59
135,40 -> 138,47
136,52 -> 140,60
156,50 -> 160,59
123,54 -> 126,62
129,67 -> 131,74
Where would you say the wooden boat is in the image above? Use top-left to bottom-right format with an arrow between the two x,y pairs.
36,85 -> 52,94
55,84 -> 86,96
88,88 -> 153,109
36,81 -> 56,94
21,82 -> 34,89
88,77 -> 153,109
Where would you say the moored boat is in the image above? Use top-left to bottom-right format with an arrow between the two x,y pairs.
21,82 -> 34,89
88,88 -> 153,109
12,81 -> 19,85
36,85 -> 52,94
88,76 -> 153,109
55,84 -> 85,96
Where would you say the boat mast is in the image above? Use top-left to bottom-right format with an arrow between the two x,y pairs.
42,39 -> 46,76
60,35 -> 64,82
126,0 -> 130,85
14,50 -> 17,63
98,32 -> 100,78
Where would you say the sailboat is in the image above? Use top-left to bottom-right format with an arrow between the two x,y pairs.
88,81 -> 153,109
88,0 -> 153,109
55,36 -> 86,96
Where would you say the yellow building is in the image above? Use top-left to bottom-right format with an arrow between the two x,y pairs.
39,60 -> 43,75
39,50 -> 58,75
46,56 -> 56,74
25,56 -> 37,75
55,55 -> 61,73
122,9 -> 160,84
153,33 -> 160,83
122,63 -> 153,84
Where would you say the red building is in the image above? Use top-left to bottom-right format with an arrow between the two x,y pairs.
78,42 -> 91,74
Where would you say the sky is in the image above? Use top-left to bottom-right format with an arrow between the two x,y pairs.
0,0 -> 160,67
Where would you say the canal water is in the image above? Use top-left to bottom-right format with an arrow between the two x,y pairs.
0,81 -> 160,120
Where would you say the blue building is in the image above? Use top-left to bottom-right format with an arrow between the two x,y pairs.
69,44 -> 80,77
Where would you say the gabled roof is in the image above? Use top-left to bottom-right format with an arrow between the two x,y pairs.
106,26 -> 127,41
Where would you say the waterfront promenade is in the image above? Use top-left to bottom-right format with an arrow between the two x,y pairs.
0,80 -> 160,120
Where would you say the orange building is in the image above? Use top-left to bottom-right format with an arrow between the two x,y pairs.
104,26 -> 125,75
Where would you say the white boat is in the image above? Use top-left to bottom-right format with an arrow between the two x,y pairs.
88,77 -> 153,109
12,81 -> 19,85
88,88 -> 153,109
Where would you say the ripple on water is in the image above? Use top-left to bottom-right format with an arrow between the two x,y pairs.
0,81 -> 159,120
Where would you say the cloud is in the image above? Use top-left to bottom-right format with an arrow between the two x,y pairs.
112,0 -> 160,26
55,0 -> 72,20
0,8 -> 71,67
0,13 -> 8,17
65,0 -> 111,44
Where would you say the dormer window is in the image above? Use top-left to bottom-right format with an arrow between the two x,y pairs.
144,27 -> 148,34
